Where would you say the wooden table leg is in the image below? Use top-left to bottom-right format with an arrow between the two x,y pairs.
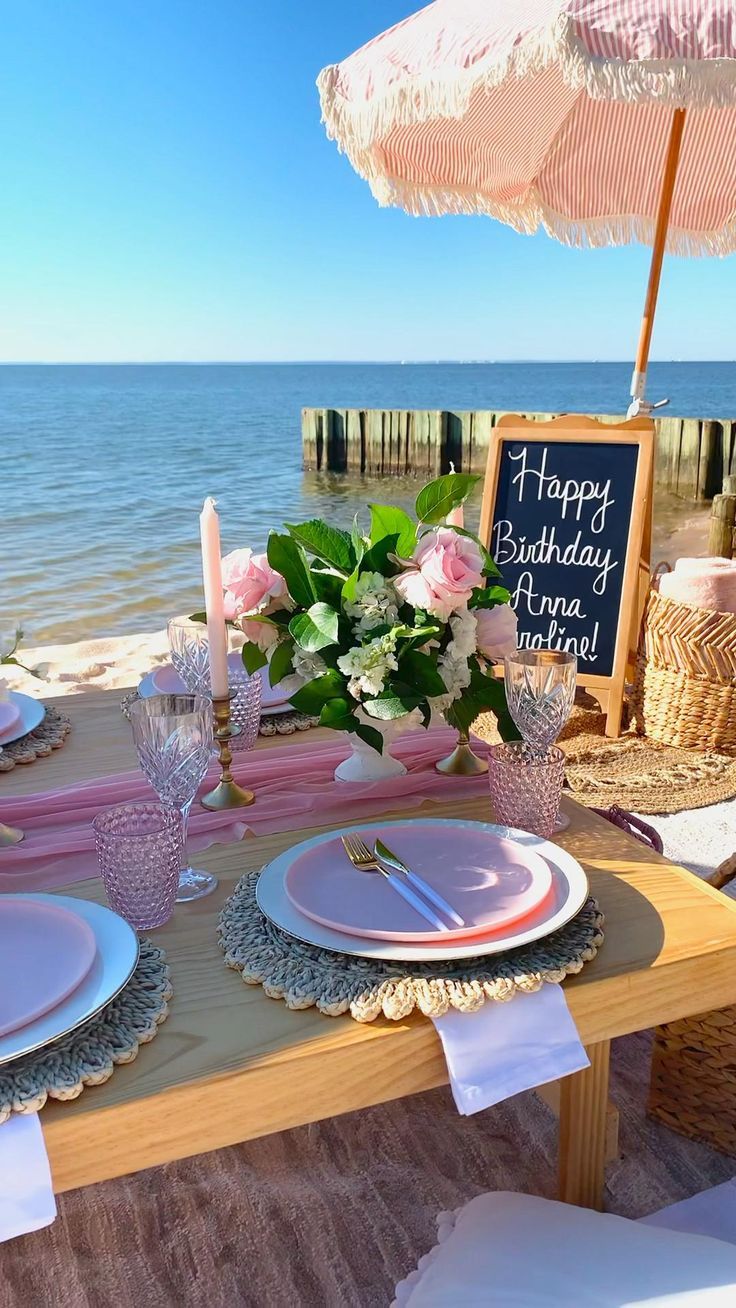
558,1040 -> 611,1211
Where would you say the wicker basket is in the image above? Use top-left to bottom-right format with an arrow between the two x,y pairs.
648,853 -> 736,1156
631,587 -> 736,754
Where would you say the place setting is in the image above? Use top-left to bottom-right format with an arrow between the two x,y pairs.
0,883 -> 172,1121
123,620 -> 317,738
0,682 -> 71,777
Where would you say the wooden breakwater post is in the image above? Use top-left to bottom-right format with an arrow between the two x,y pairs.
302,408 -> 736,501
708,475 -> 736,558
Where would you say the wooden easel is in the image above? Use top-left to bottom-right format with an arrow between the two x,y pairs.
479,414 -> 655,737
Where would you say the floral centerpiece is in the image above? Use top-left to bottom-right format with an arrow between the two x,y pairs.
221,472 -> 518,774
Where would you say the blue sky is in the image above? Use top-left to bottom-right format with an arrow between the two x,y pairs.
1,0 -> 734,363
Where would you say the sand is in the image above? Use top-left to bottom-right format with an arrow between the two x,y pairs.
2,630 -> 170,698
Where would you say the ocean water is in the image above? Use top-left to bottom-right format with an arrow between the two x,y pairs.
2,361 -> 734,646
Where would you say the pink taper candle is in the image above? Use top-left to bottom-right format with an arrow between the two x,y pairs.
446,462 -> 464,528
199,498 -> 230,699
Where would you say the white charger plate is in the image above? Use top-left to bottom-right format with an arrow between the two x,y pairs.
256,818 -> 590,962
0,894 -> 140,1066
0,692 -> 45,746
137,668 -> 291,716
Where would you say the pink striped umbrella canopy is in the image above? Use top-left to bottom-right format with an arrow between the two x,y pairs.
318,0 -> 736,255
318,0 -> 736,408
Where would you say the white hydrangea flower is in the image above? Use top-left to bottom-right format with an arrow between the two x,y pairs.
345,571 -> 399,634
272,646 -> 328,698
433,609 -> 478,710
292,648 -> 328,682
337,631 -> 399,700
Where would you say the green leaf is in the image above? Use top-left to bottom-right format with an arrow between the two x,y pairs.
288,669 -> 345,714
445,663 -> 520,741
312,569 -> 344,609
351,513 -> 366,566
289,602 -> 339,653
284,520 -> 355,575
360,533 -> 401,576
318,697 -> 354,728
470,583 -> 512,609
266,532 -> 316,609
369,504 -> 416,558
362,689 -> 424,721
241,642 -> 268,674
341,566 -> 360,604
188,611 -> 207,625
353,719 -> 384,753
397,649 -> 447,697
268,637 -> 295,686
392,621 -> 441,644
415,473 -> 480,525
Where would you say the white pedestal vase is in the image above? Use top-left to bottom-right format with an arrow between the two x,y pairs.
334,709 -> 421,783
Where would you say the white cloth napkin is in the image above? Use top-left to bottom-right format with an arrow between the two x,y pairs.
0,1113 -> 56,1242
431,983 -> 589,1115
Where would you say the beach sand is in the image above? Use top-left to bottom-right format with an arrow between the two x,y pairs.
2,629 -> 171,698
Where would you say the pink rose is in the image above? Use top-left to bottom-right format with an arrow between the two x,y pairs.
394,528 -> 484,621
475,605 -> 518,660
221,549 -> 288,619
239,617 -> 280,652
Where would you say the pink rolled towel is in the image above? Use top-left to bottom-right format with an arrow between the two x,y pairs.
659,556 -> 736,614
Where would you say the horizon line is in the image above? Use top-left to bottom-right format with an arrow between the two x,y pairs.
1,358 -> 734,367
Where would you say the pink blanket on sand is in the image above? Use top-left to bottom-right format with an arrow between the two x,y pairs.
0,727 -> 490,893
658,557 -> 736,614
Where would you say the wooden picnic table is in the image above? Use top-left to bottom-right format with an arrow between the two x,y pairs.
5,688 -> 736,1211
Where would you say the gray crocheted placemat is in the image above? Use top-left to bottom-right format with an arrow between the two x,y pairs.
0,704 -> 72,773
219,872 -> 604,1023
120,689 -> 318,736
0,939 -> 171,1121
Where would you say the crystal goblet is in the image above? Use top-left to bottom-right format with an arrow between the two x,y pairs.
167,618 -> 211,695
504,650 -> 577,754
129,694 -> 216,902
504,650 -> 576,832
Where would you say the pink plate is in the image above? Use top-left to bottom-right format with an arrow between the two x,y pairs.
0,699 -> 21,734
0,898 -> 98,1037
151,663 -> 187,694
151,653 -> 292,702
284,822 -> 554,942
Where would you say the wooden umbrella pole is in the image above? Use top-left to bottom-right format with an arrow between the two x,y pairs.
629,107 -> 687,413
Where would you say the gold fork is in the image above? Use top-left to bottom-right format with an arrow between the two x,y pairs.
341,834 -> 449,931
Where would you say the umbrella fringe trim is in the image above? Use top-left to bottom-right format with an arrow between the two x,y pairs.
318,13 -> 736,159
366,172 -> 736,256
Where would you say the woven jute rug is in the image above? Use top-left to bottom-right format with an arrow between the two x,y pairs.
120,690 -> 317,736
0,939 -> 171,1122
0,703 -> 71,773
219,871 -> 604,1023
475,701 -> 736,815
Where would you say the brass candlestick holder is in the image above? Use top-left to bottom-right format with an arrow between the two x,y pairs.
0,822 -> 24,847
201,690 -> 255,810
436,729 -> 488,777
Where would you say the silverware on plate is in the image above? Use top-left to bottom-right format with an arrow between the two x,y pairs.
340,834 -> 449,932
374,838 -> 465,927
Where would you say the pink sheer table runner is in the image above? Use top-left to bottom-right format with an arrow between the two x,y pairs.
0,728 -> 491,892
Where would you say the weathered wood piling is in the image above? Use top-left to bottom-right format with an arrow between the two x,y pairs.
708,475 -> 736,558
302,408 -> 736,502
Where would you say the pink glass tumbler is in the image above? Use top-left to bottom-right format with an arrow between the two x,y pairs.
487,742 -> 566,840
93,802 -> 183,930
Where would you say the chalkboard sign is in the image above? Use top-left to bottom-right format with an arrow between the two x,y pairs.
479,415 -> 655,736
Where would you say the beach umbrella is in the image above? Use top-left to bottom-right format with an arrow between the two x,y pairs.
318,0 -> 736,414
